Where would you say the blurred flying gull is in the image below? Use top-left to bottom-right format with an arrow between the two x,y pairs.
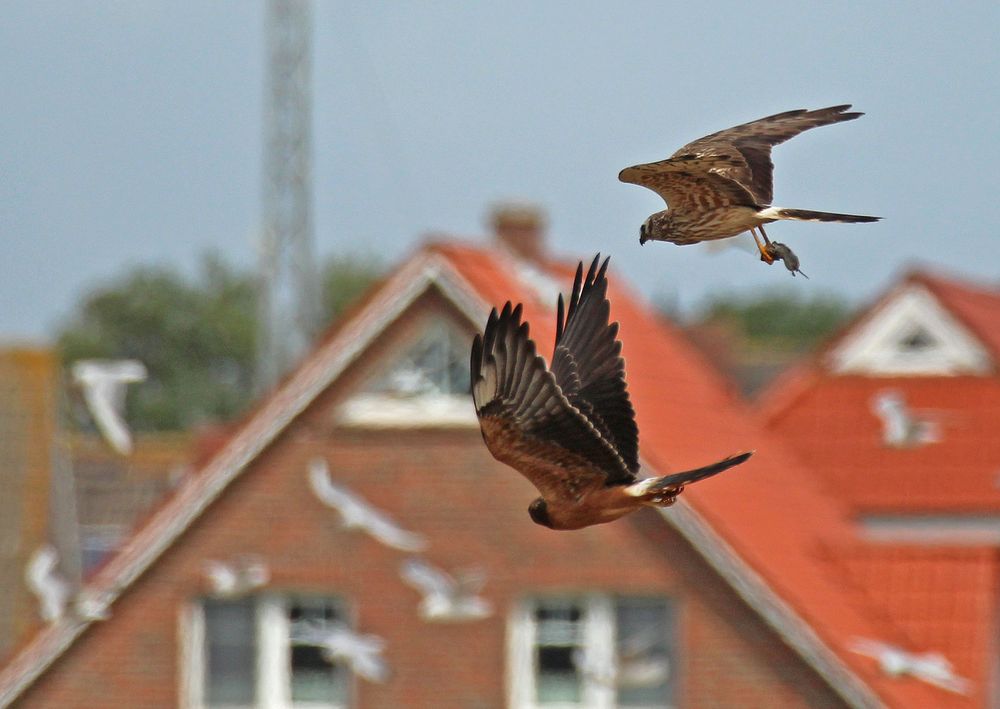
399,557 -> 493,621
73,590 -> 112,621
203,555 -> 270,597
871,390 -> 940,448
71,359 -> 147,455
308,458 -> 428,552
850,638 -> 971,695
573,628 -> 671,690
25,545 -> 70,623
291,619 -> 389,683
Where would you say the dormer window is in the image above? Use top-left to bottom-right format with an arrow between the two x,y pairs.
897,326 -> 936,352
338,320 -> 477,428
366,321 -> 469,398
829,284 -> 991,376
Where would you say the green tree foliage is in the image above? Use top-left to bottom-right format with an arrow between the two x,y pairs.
321,254 -> 383,321
57,253 -> 381,431
693,288 -> 852,351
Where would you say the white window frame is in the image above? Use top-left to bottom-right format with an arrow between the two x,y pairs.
337,318 -> 478,429
507,594 -> 674,709
181,594 -> 350,709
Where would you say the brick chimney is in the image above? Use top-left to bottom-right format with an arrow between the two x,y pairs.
489,202 -> 548,263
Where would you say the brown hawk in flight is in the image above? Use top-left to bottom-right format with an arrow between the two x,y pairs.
619,105 -> 880,272
470,255 -> 752,530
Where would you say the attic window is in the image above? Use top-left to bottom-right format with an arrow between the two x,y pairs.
366,321 -> 469,398
338,320 -> 477,428
898,327 -> 937,352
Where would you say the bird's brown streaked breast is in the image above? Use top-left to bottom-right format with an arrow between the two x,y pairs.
478,415 -> 612,503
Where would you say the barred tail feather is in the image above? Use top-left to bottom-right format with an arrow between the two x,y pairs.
757,207 -> 881,223
627,451 -> 753,500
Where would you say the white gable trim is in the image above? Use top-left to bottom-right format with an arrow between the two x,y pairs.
338,393 -> 478,428
828,283 -> 992,376
0,249 -> 884,709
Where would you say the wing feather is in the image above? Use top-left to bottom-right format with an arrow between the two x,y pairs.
676,104 -> 862,205
618,155 -> 759,210
549,255 -> 639,478
621,105 -> 862,206
470,301 -> 633,499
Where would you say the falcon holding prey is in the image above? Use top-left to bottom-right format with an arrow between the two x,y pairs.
470,255 -> 752,530
619,105 -> 880,274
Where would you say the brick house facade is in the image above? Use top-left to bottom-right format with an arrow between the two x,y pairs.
0,229 -> 957,707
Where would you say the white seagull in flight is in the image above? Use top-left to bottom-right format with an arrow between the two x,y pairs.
71,359 -> 147,455
399,557 -> 493,622
25,545 -> 70,623
203,555 -> 270,597
307,458 -> 428,552
850,638 -> 971,695
291,619 -> 389,683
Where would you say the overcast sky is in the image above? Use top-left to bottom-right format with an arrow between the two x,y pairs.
3,1 -> 998,342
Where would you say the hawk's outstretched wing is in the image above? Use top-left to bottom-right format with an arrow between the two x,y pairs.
676,104 -> 862,204
471,301 -> 633,502
550,255 -> 638,480
620,105 -> 863,206
618,154 -> 760,211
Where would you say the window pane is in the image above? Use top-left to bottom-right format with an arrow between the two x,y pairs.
899,327 -> 936,351
366,323 -> 471,397
288,598 -> 349,705
535,601 -> 583,704
615,598 -> 673,707
204,598 -> 256,706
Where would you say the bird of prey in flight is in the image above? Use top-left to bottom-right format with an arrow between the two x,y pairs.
470,254 -> 752,530
619,105 -> 880,274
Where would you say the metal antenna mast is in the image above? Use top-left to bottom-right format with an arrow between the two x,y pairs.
257,0 -> 319,393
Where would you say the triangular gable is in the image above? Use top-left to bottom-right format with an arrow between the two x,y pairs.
828,281 -> 992,376
337,314 -> 477,428
0,248 -> 490,705
0,242 -> 950,708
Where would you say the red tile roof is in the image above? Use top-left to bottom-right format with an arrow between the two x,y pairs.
916,271 -> 1000,360
825,543 -> 998,701
762,376 -> 1000,512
